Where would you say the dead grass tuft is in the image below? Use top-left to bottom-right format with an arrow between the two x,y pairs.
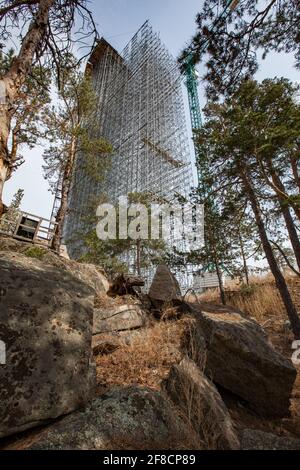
95,316 -> 195,392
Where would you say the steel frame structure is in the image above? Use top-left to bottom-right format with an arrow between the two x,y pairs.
64,21 -> 194,286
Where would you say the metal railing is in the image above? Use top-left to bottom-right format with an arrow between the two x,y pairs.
0,211 -> 57,248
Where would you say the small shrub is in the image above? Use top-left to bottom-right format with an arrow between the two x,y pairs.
24,246 -> 47,260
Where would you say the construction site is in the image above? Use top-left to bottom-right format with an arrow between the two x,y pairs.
2,1 -> 300,455
63,21 -> 196,282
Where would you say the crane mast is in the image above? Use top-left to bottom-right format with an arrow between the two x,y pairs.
182,0 -> 240,187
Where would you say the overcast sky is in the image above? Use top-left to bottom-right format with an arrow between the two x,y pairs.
3,0 -> 299,218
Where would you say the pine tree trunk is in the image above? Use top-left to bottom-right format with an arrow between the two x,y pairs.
136,238 -> 141,276
0,0 -> 55,215
52,182 -> 70,253
266,160 -> 300,269
238,230 -> 250,285
212,245 -> 226,305
0,159 -> 8,217
290,153 -> 300,194
279,203 -> 300,271
52,137 -> 76,252
242,172 -> 300,339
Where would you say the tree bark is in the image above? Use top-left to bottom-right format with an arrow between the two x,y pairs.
136,238 -> 141,276
290,152 -> 300,194
0,0 -> 55,216
270,240 -> 300,277
242,172 -> 300,339
212,244 -> 226,305
52,136 -> 76,252
257,154 -> 300,222
266,161 -> 300,270
238,229 -> 250,285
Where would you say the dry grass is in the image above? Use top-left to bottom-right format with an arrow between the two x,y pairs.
196,276 -> 300,354
227,284 -> 284,322
94,293 -> 139,309
95,316 -> 195,392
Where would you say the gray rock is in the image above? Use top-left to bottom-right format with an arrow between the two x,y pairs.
93,303 -> 147,334
92,334 -> 121,355
29,386 -> 200,450
164,358 -> 240,450
65,262 -> 109,296
149,265 -> 181,304
241,429 -> 300,450
0,236 -> 109,296
191,309 -> 296,417
0,252 -> 96,439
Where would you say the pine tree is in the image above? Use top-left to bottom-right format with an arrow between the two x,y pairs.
0,188 -> 24,235
180,1 -> 300,99
43,54 -> 112,252
195,78 -> 300,338
0,0 -> 97,216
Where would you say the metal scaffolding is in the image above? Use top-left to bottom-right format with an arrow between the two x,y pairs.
64,21 -> 194,285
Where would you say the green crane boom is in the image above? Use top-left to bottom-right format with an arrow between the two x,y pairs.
184,54 -> 202,132
182,0 -> 240,185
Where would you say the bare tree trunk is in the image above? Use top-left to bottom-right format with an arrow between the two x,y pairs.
0,0 -> 55,216
257,154 -> 300,222
136,238 -> 141,276
290,152 -> 300,194
242,172 -> 300,339
0,159 -> 8,215
270,240 -> 300,277
212,244 -> 226,305
52,180 -> 70,253
238,229 -> 250,285
267,162 -> 300,270
52,137 -> 76,252
279,203 -> 300,270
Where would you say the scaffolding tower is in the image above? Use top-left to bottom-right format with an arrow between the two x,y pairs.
64,21 -> 194,286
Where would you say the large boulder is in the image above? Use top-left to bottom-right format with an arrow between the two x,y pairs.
149,265 -> 181,305
240,429 -> 300,450
29,386 -> 201,450
164,358 -> 240,450
0,236 -> 109,296
93,303 -> 147,334
189,307 -> 297,417
65,261 -> 109,296
0,251 -> 96,439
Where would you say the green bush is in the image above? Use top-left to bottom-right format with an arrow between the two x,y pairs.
24,246 -> 47,260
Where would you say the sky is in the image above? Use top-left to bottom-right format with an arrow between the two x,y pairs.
3,0 -> 299,219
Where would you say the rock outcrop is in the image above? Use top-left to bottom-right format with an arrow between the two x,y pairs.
164,358 -> 240,450
0,251 -> 96,439
149,265 -> 181,306
29,386 -> 200,450
240,429 -> 300,450
0,236 -> 109,296
189,307 -> 297,417
93,303 -> 147,334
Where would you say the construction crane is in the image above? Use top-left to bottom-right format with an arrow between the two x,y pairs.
181,0 -> 240,284
182,0 -> 240,185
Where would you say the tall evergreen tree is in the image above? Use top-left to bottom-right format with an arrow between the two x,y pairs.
0,0 -> 97,216
196,78 -> 300,337
43,54 -> 112,252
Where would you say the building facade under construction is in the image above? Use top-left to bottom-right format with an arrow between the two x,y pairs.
63,21 -> 194,277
